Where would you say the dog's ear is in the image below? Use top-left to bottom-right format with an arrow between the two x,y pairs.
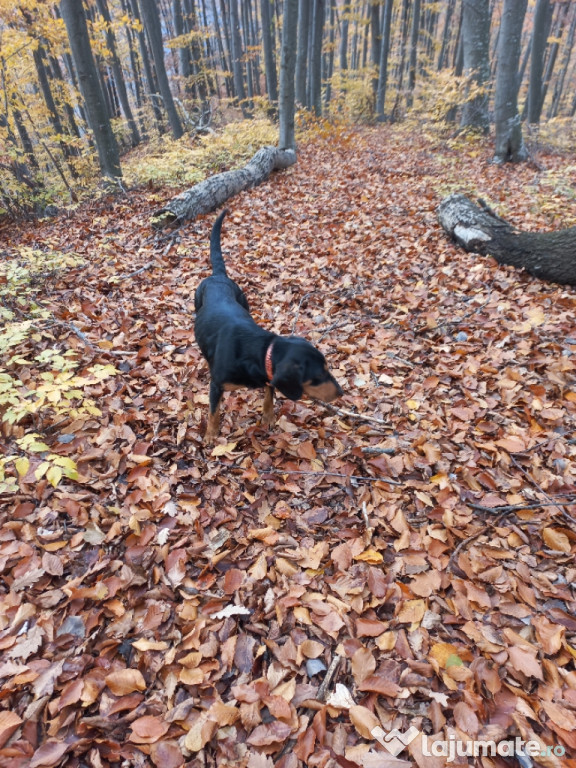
272,360 -> 304,401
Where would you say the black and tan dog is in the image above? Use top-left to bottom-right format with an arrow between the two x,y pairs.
194,210 -> 342,441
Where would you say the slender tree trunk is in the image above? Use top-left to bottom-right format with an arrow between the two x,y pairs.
370,2 -> 381,98
340,3 -> 349,72
324,0 -> 336,107
30,42 -> 76,166
95,0 -> 141,146
540,2 -> 568,117
173,0 -> 192,93
241,1 -> 255,103
279,0 -> 299,149
295,0 -> 310,105
391,0 -> 410,121
212,0 -> 233,98
548,5 -> 576,118
527,0 -> 552,124
261,0 -> 278,102
59,0 -> 121,178
376,0 -> 394,121
128,0 -> 165,130
310,0 -> 325,116
406,0 -> 421,108
229,0 -> 249,115
493,0 -> 528,163
437,0 -> 456,70
138,0 -> 185,138
460,0 -> 490,133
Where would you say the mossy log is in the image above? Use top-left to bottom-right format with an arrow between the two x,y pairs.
154,145 -> 297,228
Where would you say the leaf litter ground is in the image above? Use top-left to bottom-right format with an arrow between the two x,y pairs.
1,126 -> 576,768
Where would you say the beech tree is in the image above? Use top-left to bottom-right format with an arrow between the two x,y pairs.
59,0 -> 121,179
279,0 -> 298,149
460,0 -> 490,133
493,0 -> 528,163
138,0 -> 184,139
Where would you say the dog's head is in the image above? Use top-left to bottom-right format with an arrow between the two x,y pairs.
271,338 -> 342,402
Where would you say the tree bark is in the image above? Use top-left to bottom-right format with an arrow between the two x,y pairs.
138,0 -> 184,138
155,145 -> 296,226
59,0 -> 121,179
376,0 -> 394,122
460,0 -> 490,133
278,0 -> 298,149
96,0 -> 141,146
261,0 -> 278,103
493,0 -> 528,163
527,0 -> 552,124
438,194 -> 576,286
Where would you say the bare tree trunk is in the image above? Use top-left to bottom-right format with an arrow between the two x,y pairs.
59,0 -> 121,179
310,0 -> 325,116
460,0 -> 490,133
295,0 -> 311,105
527,0 -> 552,124
279,0 -> 298,149
438,194 -> 576,285
96,0 -> 141,146
406,0 -> 421,108
155,146 -> 296,226
261,0 -> 278,103
376,0 -> 394,122
493,0 -> 528,163
138,0 -> 185,138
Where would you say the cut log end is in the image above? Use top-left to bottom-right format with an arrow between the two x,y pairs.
438,194 -> 576,286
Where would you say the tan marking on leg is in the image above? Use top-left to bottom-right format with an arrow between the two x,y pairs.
262,385 -> 275,427
204,403 -> 221,443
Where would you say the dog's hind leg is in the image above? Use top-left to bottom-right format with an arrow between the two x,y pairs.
262,385 -> 275,428
205,381 -> 223,442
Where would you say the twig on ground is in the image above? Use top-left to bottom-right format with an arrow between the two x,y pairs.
317,654 -> 342,702
508,454 -> 576,527
448,512 -> 508,575
323,403 -> 395,430
261,467 -> 403,486
291,291 -> 314,334
116,261 -> 156,280
468,500 -> 576,514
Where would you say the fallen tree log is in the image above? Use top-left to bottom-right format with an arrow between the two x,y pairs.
437,194 -> 576,285
154,145 -> 297,227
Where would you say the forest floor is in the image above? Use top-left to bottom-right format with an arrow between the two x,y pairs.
1,124 -> 576,768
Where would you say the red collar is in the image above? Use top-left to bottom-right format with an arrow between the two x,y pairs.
265,341 -> 274,383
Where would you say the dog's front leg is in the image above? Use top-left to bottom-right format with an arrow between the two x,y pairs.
262,385 -> 275,428
205,381 -> 223,442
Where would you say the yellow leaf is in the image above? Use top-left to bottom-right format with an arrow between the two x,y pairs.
14,457 -> 30,477
406,399 -> 420,410
46,465 -> 63,487
354,549 -> 383,564
211,442 -> 237,456
35,461 -> 50,480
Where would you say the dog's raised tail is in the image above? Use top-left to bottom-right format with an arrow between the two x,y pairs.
210,209 -> 229,276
